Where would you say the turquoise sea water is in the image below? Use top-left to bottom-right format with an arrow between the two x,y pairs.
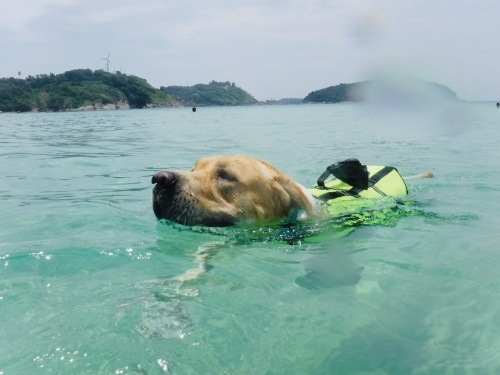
1,103 -> 499,374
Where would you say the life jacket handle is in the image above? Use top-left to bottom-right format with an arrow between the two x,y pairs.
317,158 -> 369,190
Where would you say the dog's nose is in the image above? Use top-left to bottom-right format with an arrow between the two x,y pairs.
152,171 -> 177,187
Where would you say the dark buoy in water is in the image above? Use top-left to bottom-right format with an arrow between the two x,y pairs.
496,103 -> 499,108
192,107 -> 196,112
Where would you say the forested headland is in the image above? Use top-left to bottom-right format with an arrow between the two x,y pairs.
160,81 -> 258,106
0,70 -> 259,112
303,80 -> 459,103
0,69 -> 178,112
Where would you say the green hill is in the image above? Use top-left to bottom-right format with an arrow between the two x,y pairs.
160,81 -> 258,106
0,69 -> 178,112
303,80 -> 458,104
303,82 -> 367,103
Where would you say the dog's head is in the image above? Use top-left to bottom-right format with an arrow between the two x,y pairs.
152,155 -> 317,227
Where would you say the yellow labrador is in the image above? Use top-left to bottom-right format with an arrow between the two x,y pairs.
152,154 -> 433,227
152,155 -> 318,226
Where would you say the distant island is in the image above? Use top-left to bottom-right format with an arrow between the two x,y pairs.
303,80 -> 459,104
160,81 -> 258,106
0,68 -> 461,113
0,70 -> 259,112
0,69 -> 180,113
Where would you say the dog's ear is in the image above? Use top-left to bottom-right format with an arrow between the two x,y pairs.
256,158 -> 319,219
275,176 -> 318,218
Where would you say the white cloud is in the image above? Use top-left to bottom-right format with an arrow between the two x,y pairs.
1,0 -> 500,100
65,2 -> 168,25
0,0 -> 75,39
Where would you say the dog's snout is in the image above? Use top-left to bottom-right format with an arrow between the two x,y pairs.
152,171 -> 177,187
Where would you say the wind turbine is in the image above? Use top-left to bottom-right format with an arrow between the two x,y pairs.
102,54 -> 111,72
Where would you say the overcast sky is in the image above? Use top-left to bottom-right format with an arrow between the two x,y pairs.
1,0 -> 498,101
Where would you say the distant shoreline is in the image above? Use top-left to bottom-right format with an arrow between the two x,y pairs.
1,68 -> 470,113
3,100 -> 497,116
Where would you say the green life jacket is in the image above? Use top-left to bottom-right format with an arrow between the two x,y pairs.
275,160 -> 412,245
308,163 -> 408,217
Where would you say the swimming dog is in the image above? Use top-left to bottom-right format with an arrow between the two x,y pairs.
151,155 -> 432,227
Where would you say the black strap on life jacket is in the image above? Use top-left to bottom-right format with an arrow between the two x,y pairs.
317,158 -> 369,190
315,190 -> 354,202
367,166 -> 395,197
316,162 -> 396,202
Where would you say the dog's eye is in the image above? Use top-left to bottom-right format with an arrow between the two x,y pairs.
217,169 -> 237,182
